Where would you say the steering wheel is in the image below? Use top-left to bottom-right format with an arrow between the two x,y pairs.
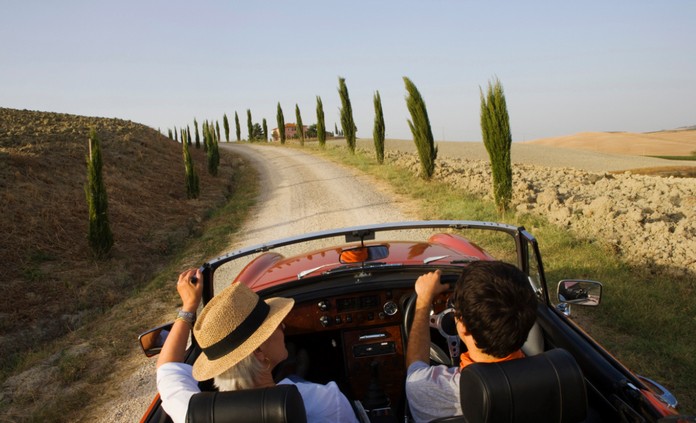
403,292 -> 462,367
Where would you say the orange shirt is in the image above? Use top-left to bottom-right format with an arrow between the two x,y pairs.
459,350 -> 525,370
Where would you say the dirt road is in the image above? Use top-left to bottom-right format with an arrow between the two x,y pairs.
93,143 -> 414,422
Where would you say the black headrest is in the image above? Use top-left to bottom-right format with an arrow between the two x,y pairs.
186,384 -> 307,423
459,349 -> 587,423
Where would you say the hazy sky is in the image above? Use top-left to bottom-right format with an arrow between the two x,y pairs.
2,1 -> 694,142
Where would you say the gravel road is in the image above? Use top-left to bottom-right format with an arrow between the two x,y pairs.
92,143 -> 414,422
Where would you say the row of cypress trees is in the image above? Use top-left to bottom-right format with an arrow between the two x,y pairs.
86,75 -> 511,259
84,115 -> 220,259
274,76 -> 513,214
348,76 -> 512,214
167,75 -> 512,215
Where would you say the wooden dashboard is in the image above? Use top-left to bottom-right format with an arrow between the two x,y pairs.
283,287 -> 413,404
284,288 -> 411,333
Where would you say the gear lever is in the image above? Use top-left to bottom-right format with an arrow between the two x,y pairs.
362,361 -> 393,420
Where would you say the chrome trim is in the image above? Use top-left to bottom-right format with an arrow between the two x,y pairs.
556,303 -> 571,317
297,264 -> 332,279
424,255 -> 449,264
207,220 -> 523,271
637,375 -> 679,409
359,333 -> 387,341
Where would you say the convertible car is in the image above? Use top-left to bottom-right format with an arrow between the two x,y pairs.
139,221 -> 681,422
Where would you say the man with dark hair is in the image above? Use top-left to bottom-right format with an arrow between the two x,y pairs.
405,261 -> 538,422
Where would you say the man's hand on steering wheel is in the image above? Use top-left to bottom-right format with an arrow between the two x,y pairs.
414,270 -> 449,305
407,269 -> 461,367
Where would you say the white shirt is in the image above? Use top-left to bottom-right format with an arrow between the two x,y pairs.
405,361 -> 461,423
156,362 -> 359,423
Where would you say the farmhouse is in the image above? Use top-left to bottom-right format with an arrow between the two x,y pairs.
272,123 -> 307,141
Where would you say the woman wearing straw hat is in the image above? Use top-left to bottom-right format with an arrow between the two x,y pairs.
156,268 -> 359,423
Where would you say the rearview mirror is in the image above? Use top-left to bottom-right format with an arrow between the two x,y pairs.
339,245 -> 389,264
557,280 -> 602,306
138,322 -> 173,357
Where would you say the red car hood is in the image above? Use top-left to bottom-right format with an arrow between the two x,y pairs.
236,233 -> 495,291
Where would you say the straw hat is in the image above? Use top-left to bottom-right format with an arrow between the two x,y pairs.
192,282 -> 294,381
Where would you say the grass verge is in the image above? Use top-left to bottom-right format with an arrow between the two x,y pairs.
290,140 -> 696,413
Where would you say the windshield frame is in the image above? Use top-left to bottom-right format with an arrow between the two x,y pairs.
200,220 -> 549,306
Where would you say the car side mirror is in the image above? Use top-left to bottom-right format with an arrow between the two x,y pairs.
138,322 -> 173,357
557,280 -> 602,306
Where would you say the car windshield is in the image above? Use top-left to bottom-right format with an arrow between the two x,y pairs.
205,221 -> 546,303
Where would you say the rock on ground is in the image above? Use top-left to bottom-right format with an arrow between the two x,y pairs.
387,150 -> 696,273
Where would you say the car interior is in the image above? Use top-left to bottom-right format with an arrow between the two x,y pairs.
139,223 -> 666,423
184,267 -> 588,423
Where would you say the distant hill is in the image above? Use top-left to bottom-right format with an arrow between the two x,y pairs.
525,129 -> 696,157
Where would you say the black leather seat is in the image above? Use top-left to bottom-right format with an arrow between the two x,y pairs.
458,348 -> 587,423
186,384 -> 307,423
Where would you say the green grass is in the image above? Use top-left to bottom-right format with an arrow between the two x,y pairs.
293,141 -> 696,413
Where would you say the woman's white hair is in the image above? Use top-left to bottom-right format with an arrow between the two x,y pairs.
214,352 -> 266,391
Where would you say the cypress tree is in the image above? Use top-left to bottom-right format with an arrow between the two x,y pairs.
262,118 -> 268,142
174,126 -> 178,142
335,123 -> 338,136
215,121 -> 221,145
295,104 -> 304,146
207,122 -> 220,176
187,125 -> 192,146
247,109 -> 253,141
480,77 -> 513,214
277,102 -> 286,144
203,120 -> 210,152
85,129 -> 114,258
168,128 -> 173,140
373,90 -> 385,164
182,130 -> 200,198
404,77 -> 437,179
223,113 -> 230,142
316,96 -> 326,148
202,121 -> 209,152
203,122 -> 212,171
194,118 -> 200,149
235,112 -> 241,141
338,77 -> 356,153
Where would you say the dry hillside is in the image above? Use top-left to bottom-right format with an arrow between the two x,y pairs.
527,129 -> 696,157
0,108 -> 239,391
